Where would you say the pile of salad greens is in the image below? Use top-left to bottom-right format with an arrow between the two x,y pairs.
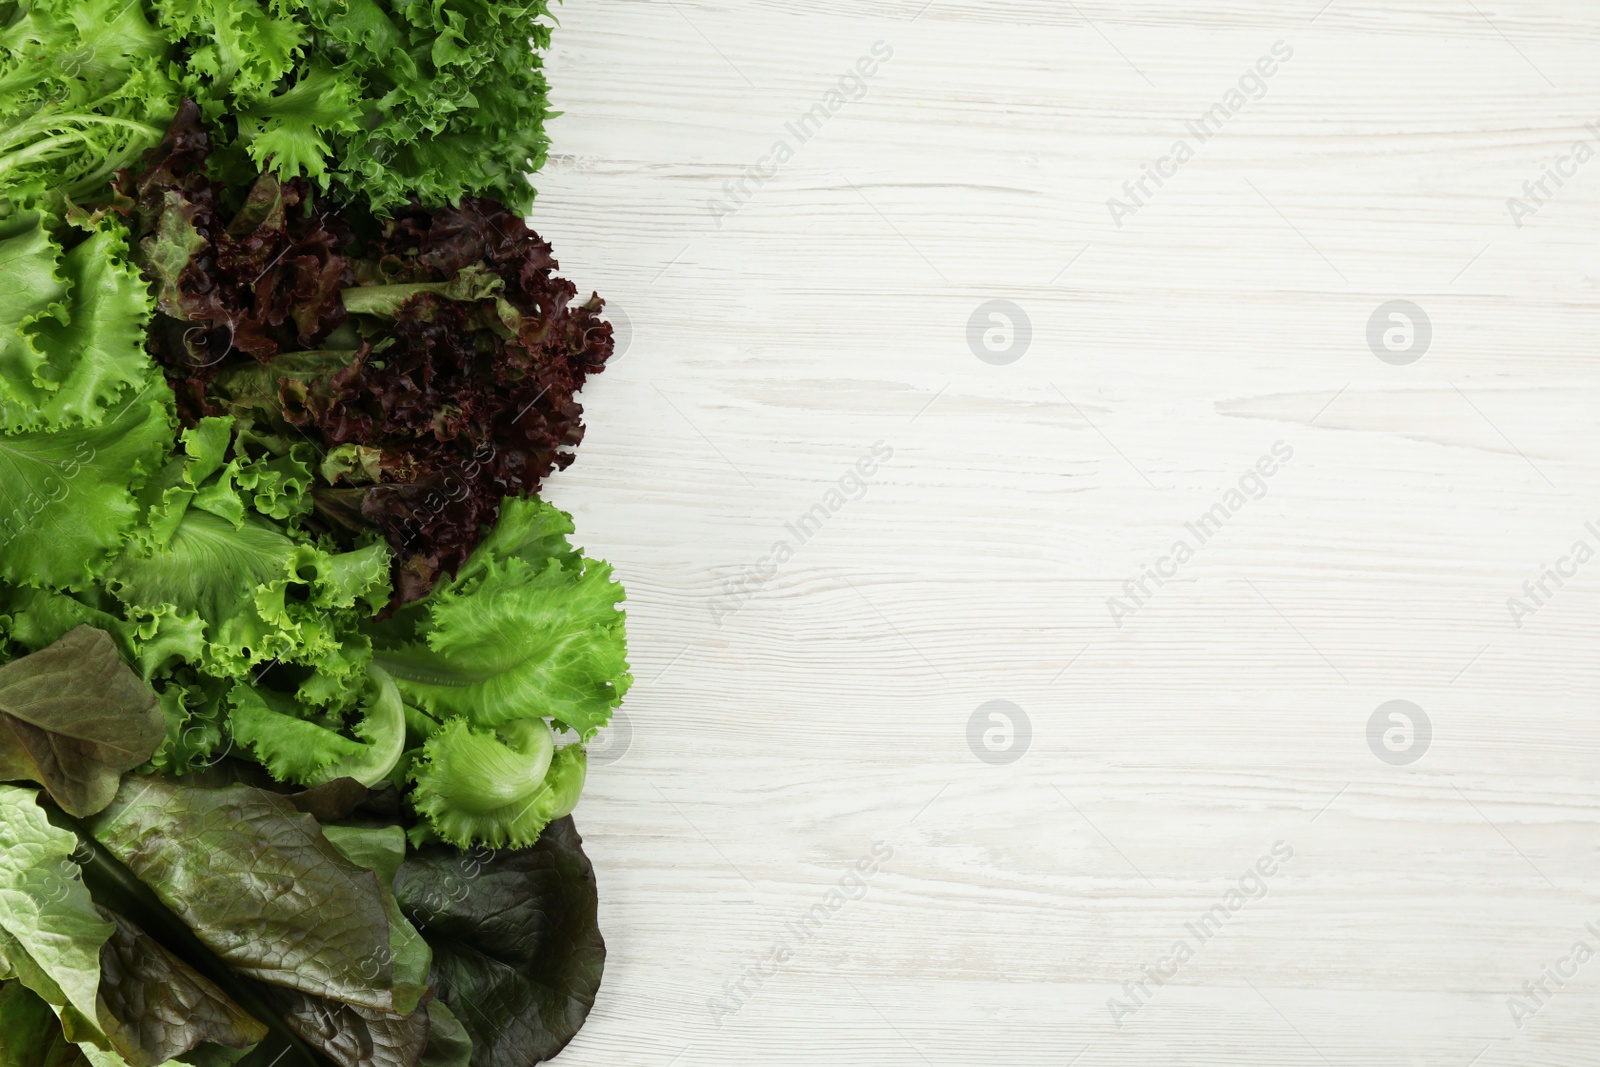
0,3 -> 625,1066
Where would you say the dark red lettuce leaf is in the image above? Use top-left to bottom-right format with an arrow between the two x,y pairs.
267,987 -> 431,1067
119,106 -> 615,603
391,817 -> 604,1067
95,906 -> 269,1066
120,101 -> 352,371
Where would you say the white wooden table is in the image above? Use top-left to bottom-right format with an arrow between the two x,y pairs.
530,2 -> 1600,1063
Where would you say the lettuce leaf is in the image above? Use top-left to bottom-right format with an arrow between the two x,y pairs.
0,785 -> 113,1036
84,778 -> 400,1012
393,817 -> 604,1067
94,907 -> 267,1064
319,825 -> 430,1017
262,990 -> 428,1067
232,0 -> 556,214
0,212 -> 70,421
0,626 -> 163,818
25,221 -> 157,434
229,667 -> 405,791
0,377 -> 173,591
372,498 -> 630,740
0,0 -> 174,204
409,727 -> 585,852
0,980 -> 91,1067
107,507 -> 389,684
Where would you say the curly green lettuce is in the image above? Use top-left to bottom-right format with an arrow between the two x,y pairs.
1,0 -> 558,216
228,497 -> 629,849
375,498 -> 627,849
372,497 -> 632,740
0,0 -> 176,205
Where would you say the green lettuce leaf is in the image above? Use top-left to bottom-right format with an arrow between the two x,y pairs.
226,686 -> 364,787
0,377 -> 173,590
229,667 -> 405,790
0,0 -> 174,204
0,212 -> 69,420
0,980 -> 90,1067
155,0 -> 307,103
0,626 -> 163,817
233,64 -> 363,183
371,499 -> 630,740
408,726 -> 585,851
0,588 -> 205,686
26,222 -> 156,433
107,508 -> 389,683
393,817 -> 604,1067
0,785 -> 113,1036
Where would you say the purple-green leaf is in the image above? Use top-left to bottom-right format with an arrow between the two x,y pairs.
0,626 -> 163,817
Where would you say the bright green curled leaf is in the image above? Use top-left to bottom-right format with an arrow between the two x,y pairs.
0,0 -> 174,204
371,498 -> 631,740
408,720 -> 585,850
84,778 -> 399,1012
0,626 -> 163,817
226,686 -> 360,787
393,817 -> 605,1067
107,508 -> 389,681
142,416 -> 316,536
0,785 -> 113,1036
0,376 -> 173,590
0,212 -> 69,422
229,667 -> 405,789
26,221 -> 155,433
0,587 -> 205,686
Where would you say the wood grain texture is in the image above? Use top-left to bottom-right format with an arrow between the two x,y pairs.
525,2 -> 1600,1063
